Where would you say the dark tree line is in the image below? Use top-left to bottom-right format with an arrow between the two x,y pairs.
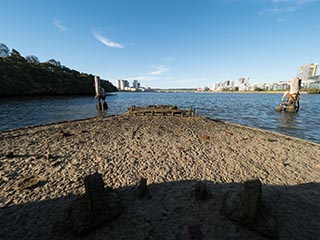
0,43 -> 117,97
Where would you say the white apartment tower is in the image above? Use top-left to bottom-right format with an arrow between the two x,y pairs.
117,79 -> 129,90
238,77 -> 250,91
297,63 -> 318,81
132,80 -> 140,89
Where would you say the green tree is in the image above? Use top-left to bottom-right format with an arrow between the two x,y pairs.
0,43 -> 10,57
26,55 -> 40,64
254,86 -> 264,92
11,49 -> 22,57
47,59 -> 61,67
0,45 -> 118,96
307,88 -> 320,94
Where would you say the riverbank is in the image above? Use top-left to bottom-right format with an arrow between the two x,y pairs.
201,90 -> 309,94
1,114 -> 320,239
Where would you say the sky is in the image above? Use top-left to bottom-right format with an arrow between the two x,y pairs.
1,0 -> 320,88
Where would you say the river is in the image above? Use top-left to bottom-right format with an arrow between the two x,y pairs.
0,92 -> 319,143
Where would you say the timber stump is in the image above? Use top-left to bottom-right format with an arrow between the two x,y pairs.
68,173 -> 122,235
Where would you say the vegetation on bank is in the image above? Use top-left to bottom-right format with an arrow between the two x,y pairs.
307,88 -> 320,94
0,43 -> 117,97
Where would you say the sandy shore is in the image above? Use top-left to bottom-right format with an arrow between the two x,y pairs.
1,114 -> 320,239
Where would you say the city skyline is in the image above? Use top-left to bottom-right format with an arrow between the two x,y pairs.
1,0 -> 319,89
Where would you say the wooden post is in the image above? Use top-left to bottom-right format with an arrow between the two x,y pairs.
277,78 -> 301,113
221,179 -> 276,237
94,76 -> 101,99
290,77 -> 301,95
287,77 -> 301,113
68,172 -> 122,235
137,177 -> 149,198
239,179 -> 262,224
84,173 -> 106,219
94,76 -> 108,110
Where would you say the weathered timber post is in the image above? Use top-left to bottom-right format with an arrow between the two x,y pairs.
276,77 -> 301,113
68,172 -> 121,235
221,179 -> 276,238
94,76 -> 101,100
94,76 -> 108,111
238,179 -> 262,224
222,179 -> 261,224
137,177 -> 149,198
193,181 -> 208,200
84,173 -> 107,219
287,77 -> 301,112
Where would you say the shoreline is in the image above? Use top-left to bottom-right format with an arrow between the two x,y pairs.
1,114 -> 318,146
1,114 -> 319,239
1,113 -> 318,145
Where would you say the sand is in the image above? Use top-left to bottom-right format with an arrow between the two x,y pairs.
0,114 -> 319,239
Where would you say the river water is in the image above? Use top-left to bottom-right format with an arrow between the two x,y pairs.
0,92 -> 319,143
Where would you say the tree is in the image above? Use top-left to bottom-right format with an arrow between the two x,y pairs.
11,49 -> 22,57
0,43 -> 10,58
26,55 -> 40,64
47,59 -> 61,67
254,86 -> 264,92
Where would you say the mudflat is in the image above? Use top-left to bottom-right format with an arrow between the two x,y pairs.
1,114 -> 319,239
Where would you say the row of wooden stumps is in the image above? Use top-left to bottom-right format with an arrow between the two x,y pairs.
68,174 -> 275,238
94,76 -> 108,111
128,105 -> 195,117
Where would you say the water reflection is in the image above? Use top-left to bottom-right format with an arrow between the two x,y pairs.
277,112 -> 298,129
97,110 -> 108,117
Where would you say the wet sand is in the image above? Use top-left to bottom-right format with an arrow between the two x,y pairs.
1,114 -> 319,239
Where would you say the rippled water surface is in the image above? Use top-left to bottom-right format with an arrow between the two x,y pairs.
0,92 -> 319,143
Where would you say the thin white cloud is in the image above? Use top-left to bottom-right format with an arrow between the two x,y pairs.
126,76 -> 161,81
170,77 -> 209,85
149,65 -> 169,75
260,0 -> 319,16
122,64 -> 169,83
53,19 -> 67,32
273,0 -> 317,3
163,56 -> 176,62
92,30 -> 124,49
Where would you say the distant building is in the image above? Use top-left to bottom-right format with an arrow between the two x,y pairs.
271,81 -> 290,91
297,63 -> 318,82
238,77 -> 250,91
132,80 -> 140,89
309,80 -> 320,89
213,80 -> 234,91
213,82 -> 223,91
197,86 -> 210,92
252,83 -> 272,91
306,75 -> 320,89
117,79 -> 130,90
116,79 -> 144,91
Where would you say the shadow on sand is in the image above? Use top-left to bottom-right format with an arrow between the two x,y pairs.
0,180 -> 319,240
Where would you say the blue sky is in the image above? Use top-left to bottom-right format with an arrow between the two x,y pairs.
1,0 -> 319,88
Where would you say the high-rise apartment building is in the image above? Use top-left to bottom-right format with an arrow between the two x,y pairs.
238,77 -> 250,91
297,63 -> 318,81
117,79 -> 129,90
132,80 -> 140,89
